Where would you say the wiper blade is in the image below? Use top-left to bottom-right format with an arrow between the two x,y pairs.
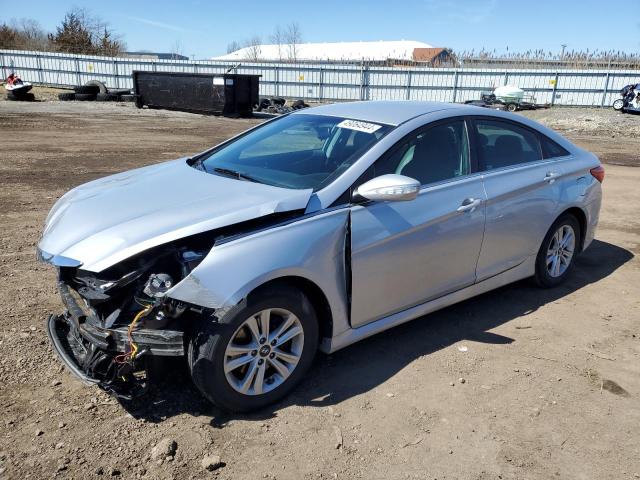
213,167 -> 262,183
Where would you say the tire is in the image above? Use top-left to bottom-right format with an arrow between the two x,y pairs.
534,214 -> 581,288
506,103 -> 518,112
6,92 -> 35,101
96,93 -> 118,101
108,88 -> 132,96
120,94 -> 136,102
58,92 -> 76,101
73,85 -> 100,95
84,80 -> 108,94
257,98 -> 271,111
188,286 -> 319,412
612,99 -> 625,112
74,93 -> 96,101
291,99 -> 308,109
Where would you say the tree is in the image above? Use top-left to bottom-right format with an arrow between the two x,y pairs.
285,22 -> 302,62
49,8 -> 124,55
170,40 -> 184,59
0,18 -> 50,51
270,25 -> 285,61
226,40 -> 241,54
49,10 -> 94,54
243,36 -> 262,61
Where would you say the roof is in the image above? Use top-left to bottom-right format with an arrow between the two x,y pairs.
125,51 -> 189,60
293,101 -> 465,126
412,47 -> 450,62
214,40 -> 433,62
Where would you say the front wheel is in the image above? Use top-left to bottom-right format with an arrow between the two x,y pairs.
534,215 -> 581,288
612,99 -> 625,112
188,287 -> 318,412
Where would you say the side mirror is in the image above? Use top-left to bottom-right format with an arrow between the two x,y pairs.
354,174 -> 420,202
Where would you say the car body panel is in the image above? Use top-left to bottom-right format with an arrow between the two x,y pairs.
166,209 -> 351,336
349,175 -> 487,327
38,158 -> 312,272
475,158 -> 565,281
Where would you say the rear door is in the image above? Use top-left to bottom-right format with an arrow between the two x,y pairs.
470,117 -> 565,281
349,118 -> 487,327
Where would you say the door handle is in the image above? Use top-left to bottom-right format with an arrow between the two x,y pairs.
544,171 -> 560,184
457,198 -> 482,213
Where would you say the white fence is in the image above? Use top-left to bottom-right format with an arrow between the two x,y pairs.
1,49 -> 637,107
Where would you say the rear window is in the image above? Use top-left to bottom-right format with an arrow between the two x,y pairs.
540,135 -> 570,159
473,119 -> 543,171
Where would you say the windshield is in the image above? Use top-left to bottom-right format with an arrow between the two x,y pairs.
197,114 -> 392,190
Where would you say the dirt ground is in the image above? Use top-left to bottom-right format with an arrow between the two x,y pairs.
0,101 -> 639,480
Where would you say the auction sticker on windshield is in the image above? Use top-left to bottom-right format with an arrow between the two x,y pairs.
337,119 -> 383,134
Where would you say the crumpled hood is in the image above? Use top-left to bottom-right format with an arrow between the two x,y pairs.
38,158 -> 312,272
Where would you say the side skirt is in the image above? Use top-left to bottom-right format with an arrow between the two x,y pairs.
321,255 -> 535,354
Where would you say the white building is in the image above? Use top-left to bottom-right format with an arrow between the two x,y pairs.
214,40 -> 434,62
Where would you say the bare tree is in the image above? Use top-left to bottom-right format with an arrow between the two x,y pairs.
285,22 -> 302,61
270,25 -> 285,61
226,40 -> 241,54
243,36 -> 261,61
170,39 -> 184,59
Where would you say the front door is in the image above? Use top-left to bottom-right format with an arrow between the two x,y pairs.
349,119 -> 487,328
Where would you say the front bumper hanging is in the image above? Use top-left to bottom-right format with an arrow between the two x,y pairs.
46,283 -> 186,399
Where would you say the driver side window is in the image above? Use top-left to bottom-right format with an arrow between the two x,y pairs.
373,119 -> 470,186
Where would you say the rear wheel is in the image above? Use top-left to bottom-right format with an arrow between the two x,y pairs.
506,102 -> 518,112
188,286 -> 318,412
534,214 -> 580,288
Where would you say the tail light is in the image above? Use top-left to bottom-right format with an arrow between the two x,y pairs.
590,165 -> 605,183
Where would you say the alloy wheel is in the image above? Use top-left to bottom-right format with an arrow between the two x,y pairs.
223,308 -> 304,396
546,224 -> 575,278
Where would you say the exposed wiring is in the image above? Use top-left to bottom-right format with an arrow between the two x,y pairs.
114,305 -> 153,364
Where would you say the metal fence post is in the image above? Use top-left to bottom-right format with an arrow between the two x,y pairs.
503,70 -> 509,86
275,65 -> 279,97
36,53 -> 44,85
0,52 -> 6,79
452,70 -> 459,103
359,62 -> 370,101
406,70 -> 412,100
74,56 -> 81,86
113,60 -> 120,89
550,72 -> 559,106
318,66 -> 324,101
601,71 -> 611,108
359,62 -> 365,100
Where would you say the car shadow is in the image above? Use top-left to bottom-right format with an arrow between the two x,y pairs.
119,239 -> 633,425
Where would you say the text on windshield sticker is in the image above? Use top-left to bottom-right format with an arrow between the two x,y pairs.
337,119 -> 382,134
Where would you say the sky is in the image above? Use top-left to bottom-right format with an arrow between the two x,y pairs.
1,0 -> 636,59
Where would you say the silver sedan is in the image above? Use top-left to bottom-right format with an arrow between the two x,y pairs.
38,101 -> 603,411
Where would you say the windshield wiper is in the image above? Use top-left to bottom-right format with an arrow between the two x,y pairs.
213,167 -> 262,183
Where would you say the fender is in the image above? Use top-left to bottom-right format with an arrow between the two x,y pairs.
166,208 -> 351,336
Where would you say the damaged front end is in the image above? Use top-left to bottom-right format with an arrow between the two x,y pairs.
43,244 -> 209,400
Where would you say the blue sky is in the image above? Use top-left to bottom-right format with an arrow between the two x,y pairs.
3,0 -> 636,58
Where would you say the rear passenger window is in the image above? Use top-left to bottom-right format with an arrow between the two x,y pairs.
474,119 -> 543,171
540,135 -> 570,159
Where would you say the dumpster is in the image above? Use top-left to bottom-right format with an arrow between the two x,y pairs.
132,71 -> 260,117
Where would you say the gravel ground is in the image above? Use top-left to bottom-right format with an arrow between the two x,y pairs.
0,101 -> 639,480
